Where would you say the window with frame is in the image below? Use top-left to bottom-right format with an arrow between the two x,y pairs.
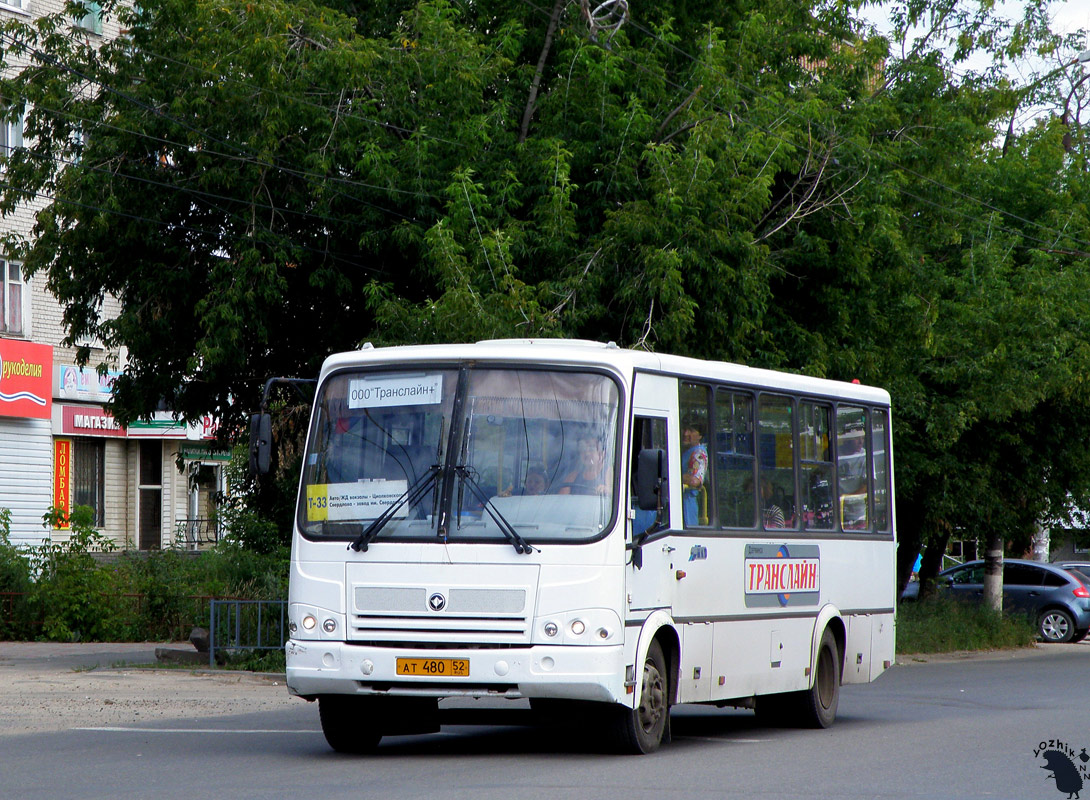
871,408 -> 892,532
0,258 -> 23,335
799,401 -> 835,531
73,0 -> 103,34
714,389 -> 755,528
836,406 -> 871,530
72,439 -> 105,526
758,395 -> 797,530
679,383 -> 711,528
631,416 -> 669,536
0,109 -> 23,157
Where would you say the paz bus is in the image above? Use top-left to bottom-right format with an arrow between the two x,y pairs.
255,339 -> 896,754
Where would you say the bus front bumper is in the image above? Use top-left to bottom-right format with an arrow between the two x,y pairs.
285,639 -> 627,705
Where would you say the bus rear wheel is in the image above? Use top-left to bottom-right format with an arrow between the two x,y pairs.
613,639 -> 670,754
318,696 -> 383,754
798,628 -> 841,728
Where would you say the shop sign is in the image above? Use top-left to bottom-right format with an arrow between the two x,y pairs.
57,406 -> 220,440
54,439 -> 72,529
0,339 -> 53,420
61,405 -> 126,437
57,365 -> 121,402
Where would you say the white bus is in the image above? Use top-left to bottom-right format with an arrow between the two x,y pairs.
270,339 -> 896,754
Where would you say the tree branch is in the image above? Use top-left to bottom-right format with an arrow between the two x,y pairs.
519,0 -> 567,144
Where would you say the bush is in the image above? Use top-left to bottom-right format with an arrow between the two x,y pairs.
0,505 -> 287,643
897,596 -> 1037,653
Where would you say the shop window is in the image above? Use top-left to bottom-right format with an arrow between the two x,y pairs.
72,439 -> 105,526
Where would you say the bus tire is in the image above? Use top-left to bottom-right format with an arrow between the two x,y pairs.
798,628 -> 841,729
613,639 -> 669,754
318,696 -> 383,754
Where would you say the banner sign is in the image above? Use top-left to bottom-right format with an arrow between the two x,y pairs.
0,338 -> 53,420
53,438 -> 72,529
57,365 -> 121,403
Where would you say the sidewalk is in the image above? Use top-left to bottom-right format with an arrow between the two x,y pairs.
0,641 -> 180,671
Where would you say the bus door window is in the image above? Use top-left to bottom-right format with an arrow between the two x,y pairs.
799,402 -> 835,531
715,389 -> 755,528
679,383 -> 711,527
757,395 -> 797,529
871,408 -> 892,532
631,416 -> 669,535
836,406 -> 871,530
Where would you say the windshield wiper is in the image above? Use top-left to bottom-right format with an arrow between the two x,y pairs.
455,466 -> 535,555
347,465 -> 441,552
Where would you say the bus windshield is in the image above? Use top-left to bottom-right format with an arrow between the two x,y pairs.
298,366 -> 621,544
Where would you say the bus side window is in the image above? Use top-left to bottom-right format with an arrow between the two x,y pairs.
871,408 -> 892,532
836,405 -> 870,530
632,416 -> 669,535
715,389 -> 755,528
799,402 -> 835,531
679,383 -> 712,528
758,394 -> 797,529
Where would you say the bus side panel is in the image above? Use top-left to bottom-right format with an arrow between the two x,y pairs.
843,614 -> 872,683
709,617 -> 813,700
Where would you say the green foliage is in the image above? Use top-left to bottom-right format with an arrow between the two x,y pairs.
0,0 -> 1088,583
0,508 -> 36,638
33,506 -> 117,642
0,507 -> 286,642
897,597 -> 1037,654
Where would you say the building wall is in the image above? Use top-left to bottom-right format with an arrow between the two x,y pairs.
0,1 -> 223,552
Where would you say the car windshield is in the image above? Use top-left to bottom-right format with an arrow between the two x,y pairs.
298,366 -> 621,544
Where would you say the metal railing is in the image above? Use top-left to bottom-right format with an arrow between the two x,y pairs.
178,517 -> 225,549
208,599 -> 287,668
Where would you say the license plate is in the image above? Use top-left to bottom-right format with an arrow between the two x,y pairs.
396,657 -> 469,677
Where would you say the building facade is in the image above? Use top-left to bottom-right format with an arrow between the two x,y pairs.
0,0 -> 228,550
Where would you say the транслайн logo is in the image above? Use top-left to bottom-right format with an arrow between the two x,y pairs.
1035,739 -> 1090,798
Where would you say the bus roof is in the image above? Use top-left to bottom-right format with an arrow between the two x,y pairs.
320,339 -> 891,406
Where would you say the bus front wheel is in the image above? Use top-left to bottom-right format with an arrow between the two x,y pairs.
614,639 -> 670,754
318,696 -> 383,754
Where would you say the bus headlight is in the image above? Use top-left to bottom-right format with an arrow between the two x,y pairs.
543,622 -> 559,637
302,615 -> 317,631
322,618 -> 337,633
570,620 -> 586,636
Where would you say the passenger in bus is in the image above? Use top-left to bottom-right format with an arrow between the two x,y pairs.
681,419 -> 708,526
558,435 -> 610,495
521,469 -> 547,496
761,478 -> 786,528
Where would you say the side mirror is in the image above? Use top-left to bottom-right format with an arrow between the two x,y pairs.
636,448 -> 665,511
248,413 -> 272,476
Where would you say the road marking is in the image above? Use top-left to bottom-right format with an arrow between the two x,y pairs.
74,727 -> 321,734
673,736 -> 768,743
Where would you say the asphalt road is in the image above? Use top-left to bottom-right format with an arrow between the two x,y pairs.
2,645 -> 1087,800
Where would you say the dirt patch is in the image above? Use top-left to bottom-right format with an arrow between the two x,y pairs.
0,666 -> 299,735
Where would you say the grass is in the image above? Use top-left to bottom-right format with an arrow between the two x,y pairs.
897,596 -> 1038,654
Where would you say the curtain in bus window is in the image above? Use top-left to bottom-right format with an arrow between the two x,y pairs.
837,406 -> 870,530
758,395 -> 796,529
715,389 -> 755,528
799,402 -> 835,530
871,408 -> 891,532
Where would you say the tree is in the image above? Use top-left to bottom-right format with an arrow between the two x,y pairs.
1,0 -> 1089,565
